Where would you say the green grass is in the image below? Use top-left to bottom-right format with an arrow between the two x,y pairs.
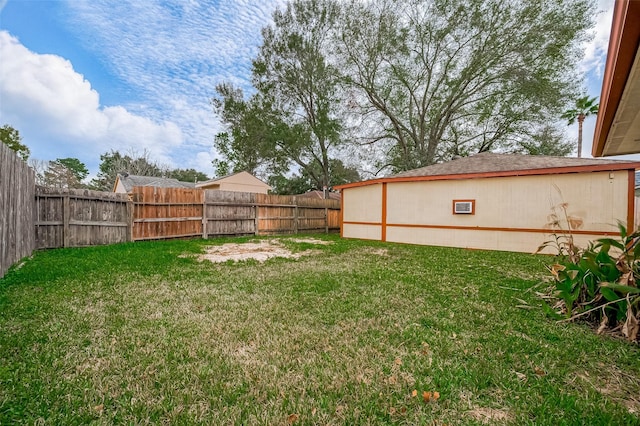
1,235 -> 638,425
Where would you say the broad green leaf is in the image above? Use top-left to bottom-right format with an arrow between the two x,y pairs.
600,282 -> 640,294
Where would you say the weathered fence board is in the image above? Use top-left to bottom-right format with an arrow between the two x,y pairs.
132,186 -> 203,240
35,187 -> 131,248
257,194 -> 297,235
204,190 -> 256,237
0,143 -> 36,278
297,197 -> 341,233
131,187 -> 341,241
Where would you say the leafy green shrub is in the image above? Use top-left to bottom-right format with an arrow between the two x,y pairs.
539,220 -> 640,342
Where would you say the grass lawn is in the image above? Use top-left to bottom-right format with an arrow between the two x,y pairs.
1,235 -> 639,425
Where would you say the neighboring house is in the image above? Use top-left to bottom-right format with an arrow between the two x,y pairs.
336,153 -> 640,253
113,173 -> 195,194
592,0 -> 640,157
295,190 -> 341,201
196,171 -> 271,194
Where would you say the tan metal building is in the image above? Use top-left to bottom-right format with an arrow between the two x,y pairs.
336,153 -> 640,253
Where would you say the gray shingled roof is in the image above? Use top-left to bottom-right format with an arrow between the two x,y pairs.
392,152 -> 640,178
117,174 -> 195,192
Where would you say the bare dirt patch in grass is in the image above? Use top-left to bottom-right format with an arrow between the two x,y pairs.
467,407 -> 513,424
191,238 -> 332,263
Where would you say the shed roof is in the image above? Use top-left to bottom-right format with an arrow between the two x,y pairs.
335,153 -> 640,190
115,174 -> 195,193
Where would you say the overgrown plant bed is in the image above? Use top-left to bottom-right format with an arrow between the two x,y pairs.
1,236 -> 638,424
538,222 -> 640,342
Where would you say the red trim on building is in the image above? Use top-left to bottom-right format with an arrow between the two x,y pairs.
341,221 -> 621,237
381,183 -> 387,242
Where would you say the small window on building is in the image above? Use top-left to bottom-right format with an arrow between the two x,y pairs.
453,200 -> 475,215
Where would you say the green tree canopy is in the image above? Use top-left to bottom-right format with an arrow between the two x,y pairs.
268,159 -> 361,195
57,158 -> 89,182
211,84 -> 285,178
338,0 -> 594,172
213,0 -> 349,188
212,0 -> 594,178
1,124 -> 30,161
43,158 -> 89,189
89,150 -> 164,191
167,168 -> 209,183
515,125 -> 575,157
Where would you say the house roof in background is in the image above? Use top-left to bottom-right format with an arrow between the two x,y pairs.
195,171 -> 271,189
335,153 -> 640,190
593,0 -> 640,157
115,174 -> 195,192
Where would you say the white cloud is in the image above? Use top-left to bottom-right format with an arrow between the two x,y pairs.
55,0 -> 286,175
0,31 -> 183,168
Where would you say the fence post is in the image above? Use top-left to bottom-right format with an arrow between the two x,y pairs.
127,199 -> 134,242
293,196 -> 298,234
325,206 -> 329,234
63,193 -> 70,248
254,203 -> 259,236
202,195 -> 208,239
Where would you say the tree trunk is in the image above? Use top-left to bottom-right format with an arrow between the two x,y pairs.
577,114 -> 585,158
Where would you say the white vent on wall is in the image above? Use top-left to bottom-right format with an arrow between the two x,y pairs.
453,201 -> 474,214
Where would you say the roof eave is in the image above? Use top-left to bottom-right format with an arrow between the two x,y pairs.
335,163 -> 640,191
592,0 -> 640,157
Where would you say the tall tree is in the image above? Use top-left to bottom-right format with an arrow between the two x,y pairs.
167,168 -> 209,183
268,158 -> 361,194
337,0 -> 594,172
56,158 -> 89,183
27,158 -> 49,186
211,84 -> 285,178
89,149 -> 164,191
0,124 -> 29,160
515,124 -> 575,157
251,0 -> 345,190
43,158 -> 89,189
561,95 -> 599,158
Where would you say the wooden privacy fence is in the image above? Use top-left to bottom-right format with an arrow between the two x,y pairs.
132,186 -> 204,240
2,181 -> 342,276
35,187 -> 131,249
132,187 -> 341,240
0,143 -> 35,278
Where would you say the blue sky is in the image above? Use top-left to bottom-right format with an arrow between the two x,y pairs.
0,0 -> 626,179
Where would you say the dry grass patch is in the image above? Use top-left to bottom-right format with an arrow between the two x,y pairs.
467,407 -> 513,424
190,237 -> 332,263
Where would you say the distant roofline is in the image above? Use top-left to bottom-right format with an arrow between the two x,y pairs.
195,170 -> 272,189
